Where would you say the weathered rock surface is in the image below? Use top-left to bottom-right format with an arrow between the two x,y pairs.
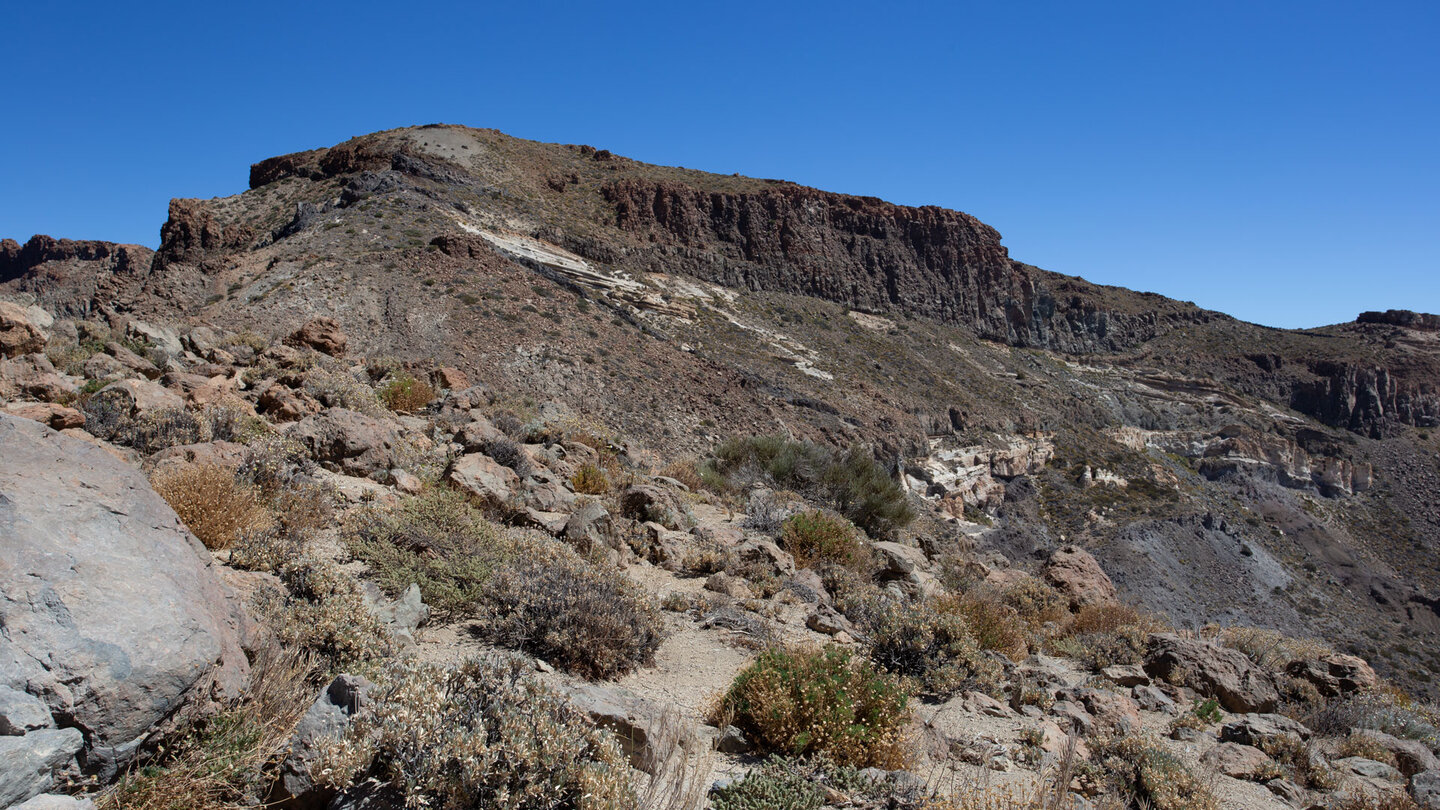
447,452 -> 519,505
1144,634 -> 1279,713
0,414 -> 250,778
284,317 -> 347,357
1202,742 -> 1274,779
271,674 -> 373,810
0,729 -> 84,807
1044,545 -> 1118,608
1286,654 -> 1378,697
288,408 -> 405,477
0,302 -> 47,359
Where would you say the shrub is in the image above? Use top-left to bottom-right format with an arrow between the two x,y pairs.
477,541 -> 664,679
314,657 -> 634,810
571,462 -> 610,494
483,436 -> 534,477
711,756 -> 895,810
658,458 -> 706,493
779,510 -> 866,570
841,592 -> 1004,698
263,555 -> 394,672
346,487 -> 510,618
715,646 -> 911,768
378,374 -> 435,413
1308,690 -> 1440,750
1094,735 -> 1218,810
1217,626 -> 1333,671
152,463 -> 273,550
99,644 -> 317,810
302,366 -> 386,416
1337,732 -> 1400,767
126,406 -> 203,453
935,592 -> 1030,661
1001,577 -> 1072,630
708,436 -> 914,537
1049,603 -> 1161,671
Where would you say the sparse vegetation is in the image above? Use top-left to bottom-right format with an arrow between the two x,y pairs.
716,646 -> 911,768
152,463 -> 272,550
708,435 -> 915,537
841,591 -> 1005,698
571,462 -> 610,494
377,373 -> 435,413
779,510 -> 867,570
1094,735 -> 1219,810
314,657 -> 634,810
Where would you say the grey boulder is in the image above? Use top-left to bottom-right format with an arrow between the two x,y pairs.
0,414 -> 251,778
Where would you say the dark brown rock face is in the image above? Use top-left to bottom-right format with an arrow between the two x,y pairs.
154,200 -> 253,271
1292,361 -> 1440,436
600,179 -> 1214,353
1358,310 -> 1440,332
0,236 -> 154,316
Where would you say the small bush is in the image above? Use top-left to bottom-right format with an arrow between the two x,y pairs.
935,592 -> 1030,661
314,657 -> 633,810
715,646 -> 911,768
1217,626 -> 1333,671
378,374 -> 435,413
711,756 -> 895,810
1337,732 -> 1400,767
1309,690 -> 1440,750
709,436 -> 914,537
346,488 -> 510,618
126,406 -> 202,453
779,511 -> 866,570
483,436 -> 535,477
302,366 -> 386,416
263,555 -> 393,672
1001,577 -> 1072,630
1049,603 -> 1161,671
1094,735 -> 1219,810
571,462 -> 610,494
477,541 -> 664,679
841,592 -> 1004,698
658,458 -> 706,492
152,463 -> 273,550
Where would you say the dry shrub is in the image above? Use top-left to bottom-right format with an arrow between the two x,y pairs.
1001,577 -> 1071,630
477,540 -> 664,679
841,591 -> 1004,699
1308,689 -> 1440,750
482,435 -> 535,477
302,366 -> 386,416
1094,735 -> 1218,810
1049,603 -> 1164,671
377,373 -> 435,414
152,463 -> 273,550
314,656 -> 634,810
99,644 -> 318,810
571,462 -> 611,494
658,458 -> 706,493
1217,626 -> 1333,670
260,555 -> 393,672
1337,732 -> 1400,767
715,646 -> 911,769
935,591 -> 1030,661
710,756 -> 904,810
1331,792 -> 1423,810
779,510 -> 868,570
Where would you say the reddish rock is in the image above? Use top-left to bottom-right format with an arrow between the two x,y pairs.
2,402 -> 85,430
284,317 -> 347,357
430,366 -> 469,391
1044,545 -> 1118,608
1286,654 -> 1378,697
0,302 -> 47,358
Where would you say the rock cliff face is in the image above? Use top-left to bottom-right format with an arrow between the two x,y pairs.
0,236 -> 154,317
1357,310 -> 1440,332
600,179 -> 1216,353
1292,361 -> 1440,437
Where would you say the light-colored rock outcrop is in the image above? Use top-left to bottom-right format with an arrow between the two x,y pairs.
0,414 -> 251,781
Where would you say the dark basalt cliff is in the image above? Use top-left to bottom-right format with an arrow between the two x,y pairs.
600,178 -> 1219,354
0,235 -> 154,316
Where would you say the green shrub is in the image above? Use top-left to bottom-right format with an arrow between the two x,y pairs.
262,555 -> 394,672
841,592 -> 1004,698
715,646 -> 911,768
779,510 -> 866,569
378,374 -> 435,413
477,541 -> 664,679
345,487 -> 511,618
709,436 -> 913,537
314,657 -> 633,810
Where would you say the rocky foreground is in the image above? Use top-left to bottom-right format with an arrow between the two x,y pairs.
1,301 -> 1438,810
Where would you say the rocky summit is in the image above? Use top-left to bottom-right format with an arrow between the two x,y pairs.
1,124 -> 1438,810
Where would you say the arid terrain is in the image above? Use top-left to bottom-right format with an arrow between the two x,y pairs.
2,124 -> 1438,810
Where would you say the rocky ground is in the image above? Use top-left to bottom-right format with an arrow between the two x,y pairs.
2,125 -> 1440,809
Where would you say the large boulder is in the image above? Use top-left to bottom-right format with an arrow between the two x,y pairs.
0,302 -> 47,359
288,409 -> 405,477
0,415 -> 251,780
447,453 -> 520,506
618,484 -> 691,531
1044,545 -> 1118,608
1412,769 -> 1440,810
284,317 -> 347,357
1286,654 -> 1378,697
1144,634 -> 1279,713
0,730 -> 84,807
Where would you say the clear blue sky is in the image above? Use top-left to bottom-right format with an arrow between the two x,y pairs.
3,1 -> 1436,328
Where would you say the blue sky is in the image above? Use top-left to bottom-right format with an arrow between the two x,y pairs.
2,1 -> 1435,328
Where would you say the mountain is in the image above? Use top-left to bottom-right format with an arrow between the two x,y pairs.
3,124 -> 1439,808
